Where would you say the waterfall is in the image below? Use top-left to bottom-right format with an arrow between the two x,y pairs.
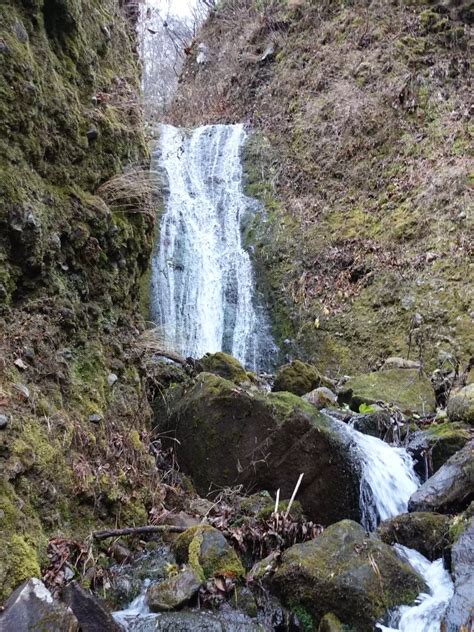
332,418 -> 420,530
150,123 -> 275,371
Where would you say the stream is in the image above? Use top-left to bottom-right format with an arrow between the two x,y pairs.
117,124 -> 455,631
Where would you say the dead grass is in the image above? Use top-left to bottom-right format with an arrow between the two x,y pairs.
96,168 -> 162,215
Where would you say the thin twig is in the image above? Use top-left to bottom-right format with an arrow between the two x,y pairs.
92,525 -> 188,540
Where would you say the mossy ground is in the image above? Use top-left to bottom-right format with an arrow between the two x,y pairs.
0,0 -> 160,602
172,0 -> 473,375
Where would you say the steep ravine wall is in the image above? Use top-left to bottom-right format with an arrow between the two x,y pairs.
0,0 -> 158,600
172,0 -> 473,375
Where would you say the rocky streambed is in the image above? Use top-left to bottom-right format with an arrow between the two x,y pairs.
1,352 -> 472,631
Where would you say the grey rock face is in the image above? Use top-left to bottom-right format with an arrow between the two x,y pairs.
0,578 -> 79,632
408,441 -> 474,513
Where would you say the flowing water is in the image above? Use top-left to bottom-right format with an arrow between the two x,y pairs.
150,123 -> 275,371
344,423 -> 420,531
338,421 -> 454,631
377,545 -> 454,632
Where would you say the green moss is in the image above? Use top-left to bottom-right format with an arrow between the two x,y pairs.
273,360 -> 321,396
198,352 -> 248,384
292,605 -> 315,632
173,526 -> 244,581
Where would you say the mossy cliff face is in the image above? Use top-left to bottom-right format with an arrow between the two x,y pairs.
0,0 -> 157,601
172,0 -> 473,374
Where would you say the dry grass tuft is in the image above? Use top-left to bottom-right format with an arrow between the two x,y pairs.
96,168 -> 162,215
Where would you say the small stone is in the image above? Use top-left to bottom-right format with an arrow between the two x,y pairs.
0,414 -> 8,430
107,373 -> 118,387
382,357 -> 420,370
14,358 -> 28,370
303,386 -> 338,409
447,384 -> 474,425
89,414 -> 102,424
146,567 -> 201,612
13,19 -> 28,43
109,541 -> 131,564
86,128 -> 99,143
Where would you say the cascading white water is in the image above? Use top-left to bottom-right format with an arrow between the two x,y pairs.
150,123 -> 275,371
350,428 -> 420,530
377,545 -> 454,632
338,422 -> 453,630
331,417 -> 420,530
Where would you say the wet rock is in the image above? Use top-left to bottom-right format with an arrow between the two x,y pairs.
408,441 -> 474,513
160,373 -> 361,524
340,368 -> 436,415
173,525 -> 245,580
109,541 -> 131,564
272,520 -> 425,631
0,578 -> 79,632
108,546 -> 177,609
303,386 -> 337,409
350,409 -> 395,438
62,581 -> 121,631
447,384 -> 474,424
378,512 -> 452,560
197,352 -> 248,383
117,607 -> 261,632
442,516 -> 474,631
273,360 -> 321,396
146,566 -> 201,611
407,422 -> 471,478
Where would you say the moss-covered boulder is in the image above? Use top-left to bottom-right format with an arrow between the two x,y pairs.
145,567 -> 201,612
447,384 -> 474,425
273,360 -> 321,396
409,441 -> 474,514
272,520 -> 424,631
408,422 -> 471,476
197,352 -> 248,384
378,512 -> 452,560
173,525 -> 244,581
159,373 -> 362,524
341,369 -> 436,415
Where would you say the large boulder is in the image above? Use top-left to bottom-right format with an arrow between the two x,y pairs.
447,384 -> 474,425
159,373 -> 361,524
340,369 -> 436,415
62,581 -> 121,632
272,520 -> 425,631
0,578 -> 79,632
273,360 -> 321,396
378,512 -> 452,560
443,516 -> 474,631
173,525 -> 245,581
408,441 -> 474,513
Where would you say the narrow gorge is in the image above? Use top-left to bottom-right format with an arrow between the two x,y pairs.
0,1 -> 472,631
